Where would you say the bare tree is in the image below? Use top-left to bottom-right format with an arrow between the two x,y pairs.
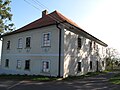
106,47 -> 120,70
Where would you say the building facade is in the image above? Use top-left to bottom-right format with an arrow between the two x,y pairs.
0,10 -> 107,77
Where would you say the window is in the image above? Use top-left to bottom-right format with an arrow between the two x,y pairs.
7,41 -> 10,49
26,37 -> 31,48
25,60 -> 30,70
5,59 -> 9,67
93,42 -> 96,49
43,33 -> 50,46
90,61 -> 92,70
42,60 -> 50,72
78,37 -> 82,49
102,61 -> 104,67
78,62 -> 81,72
89,41 -> 92,51
18,38 -> 22,48
17,60 -> 22,69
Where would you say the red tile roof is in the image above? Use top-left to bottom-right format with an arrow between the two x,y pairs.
5,10 -> 80,34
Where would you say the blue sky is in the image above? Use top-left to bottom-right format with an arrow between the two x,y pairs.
1,0 -> 120,55
11,0 -> 103,29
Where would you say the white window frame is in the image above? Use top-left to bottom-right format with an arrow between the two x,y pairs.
17,60 -> 22,69
18,38 -> 23,49
42,60 -> 50,72
42,32 -> 51,47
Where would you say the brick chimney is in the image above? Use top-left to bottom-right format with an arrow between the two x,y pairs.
42,10 -> 48,17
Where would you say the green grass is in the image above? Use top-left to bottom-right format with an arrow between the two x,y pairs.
0,74 -> 58,81
109,73 -> 120,84
0,71 -> 109,81
63,71 -> 104,80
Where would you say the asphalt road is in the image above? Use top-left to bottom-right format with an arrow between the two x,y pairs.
0,72 -> 120,90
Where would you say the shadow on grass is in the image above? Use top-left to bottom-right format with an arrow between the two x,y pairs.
0,74 -> 58,81
63,71 -> 106,81
0,71 -> 108,81
109,73 -> 120,85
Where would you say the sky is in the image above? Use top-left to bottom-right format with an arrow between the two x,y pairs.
1,0 -> 120,56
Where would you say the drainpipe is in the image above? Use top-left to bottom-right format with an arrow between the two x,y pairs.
56,22 -> 62,78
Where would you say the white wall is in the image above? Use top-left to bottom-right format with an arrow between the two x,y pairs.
63,28 -> 107,77
1,25 -> 61,77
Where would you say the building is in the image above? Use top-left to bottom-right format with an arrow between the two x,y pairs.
0,10 -> 108,77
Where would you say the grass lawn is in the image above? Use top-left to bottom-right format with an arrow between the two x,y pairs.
109,73 -> 120,84
63,71 -> 105,80
0,74 -> 58,81
0,71 -> 107,81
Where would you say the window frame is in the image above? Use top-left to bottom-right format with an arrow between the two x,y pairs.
42,60 -> 50,73
102,61 -> 104,67
25,36 -> 31,48
5,59 -> 9,67
42,32 -> 51,47
25,60 -> 30,70
89,41 -> 92,51
18,38 -> 23,49
78,37 -> 82,49
7,41 -> 10,50
17,60 -> 22,69
90,61 -> 92,70
78,62 -> 81,72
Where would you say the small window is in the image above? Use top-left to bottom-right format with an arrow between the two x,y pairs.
78,37 -> 82,49
17,60 -> 22,69
42,60 -> 50,72
26,37 -> 31,48
90,61 -> 92,70
78,62 -> 81,72
18,38 -> 22,48
7,41 -> 10,49
43,33 -> 50,46
5,59 -> 9,67
93,42 -> 96,49
102,61 -> 104,67
89,41 -> 92,51
25,60 -> 30,70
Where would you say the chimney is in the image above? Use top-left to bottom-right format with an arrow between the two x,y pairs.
42,10 -> 48,17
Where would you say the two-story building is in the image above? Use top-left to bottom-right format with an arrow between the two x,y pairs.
0,10 -> 108,77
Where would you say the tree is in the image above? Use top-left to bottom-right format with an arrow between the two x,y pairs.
106,47 -> 120,70
0,0 -> 14,34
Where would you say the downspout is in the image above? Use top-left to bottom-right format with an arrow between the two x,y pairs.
56,22 -> 62,77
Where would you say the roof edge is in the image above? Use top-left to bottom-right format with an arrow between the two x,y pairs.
65,21 -> 108,47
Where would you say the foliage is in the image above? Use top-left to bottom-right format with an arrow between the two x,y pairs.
0,0 -> 14,34
106,47 -> 120,70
